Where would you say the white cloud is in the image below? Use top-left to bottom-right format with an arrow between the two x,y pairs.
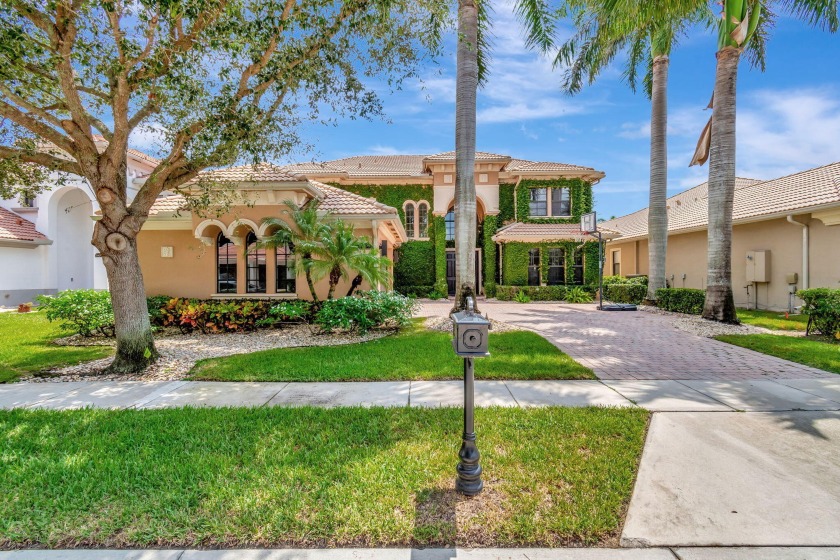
129,122 -> 167,155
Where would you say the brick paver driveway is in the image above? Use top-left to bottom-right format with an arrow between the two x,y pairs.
419,301 -> 833,381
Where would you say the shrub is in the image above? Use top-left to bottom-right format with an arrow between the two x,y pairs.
513,289 -> 531,303
37,289 -> 115,337
604,283 -> 647,304
396,285 -> 434,298
256,300 -> 312,328
159,298 -> 275,334
565,286 -> 593,304
797,288 -> 840,337
656,288 -> 706,314
484,281 -> 497,298
495,285 -> 596,302
315,291 -> 418,333
147,295 -> 173,326
393,241 -> 435,289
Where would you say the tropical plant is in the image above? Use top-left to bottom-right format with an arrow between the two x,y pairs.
690,0 -> 838,322
564,286 -> 593,304
260,201 -> 333,302
315,291 -> 418,333
513,289 -> 532,303
0,0 -> 446,373
557,0 -> 703,303
309,221 -> 393,300
37,290 -> 115,337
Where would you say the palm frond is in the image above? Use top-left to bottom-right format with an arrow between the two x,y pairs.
514,0 -> 559,53
476,0 -> 494,86
778,0 -> 839,32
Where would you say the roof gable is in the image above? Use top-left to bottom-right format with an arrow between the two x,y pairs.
0,207 -> 48,243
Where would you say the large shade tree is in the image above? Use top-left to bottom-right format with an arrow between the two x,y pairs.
0,0 -> 446,372
690,0 -> 838,322
557,0 -> 701,303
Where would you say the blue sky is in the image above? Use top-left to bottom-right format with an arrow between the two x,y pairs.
286,1 -> 840,220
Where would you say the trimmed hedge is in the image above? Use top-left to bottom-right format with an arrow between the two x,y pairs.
604,283 -> 647,304
396,285 -> 434,298
394,241 -> 435,289
655,288 -> 706,314
797,288 -> 840,337
495,285 -> 596,302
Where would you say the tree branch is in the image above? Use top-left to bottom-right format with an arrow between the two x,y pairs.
0,145 -> 82,175
0,100 -> 75,154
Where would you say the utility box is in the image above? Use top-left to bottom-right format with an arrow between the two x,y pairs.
746,250 -> 770,283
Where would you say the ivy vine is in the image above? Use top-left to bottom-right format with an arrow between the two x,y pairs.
483,214 -> 498,292
501,240 -> 600,287
514,178 -> 593,223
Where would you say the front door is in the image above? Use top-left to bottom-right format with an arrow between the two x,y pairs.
446,250 -> 482,296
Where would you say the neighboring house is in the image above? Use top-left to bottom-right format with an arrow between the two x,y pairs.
289,151 -> 606,296
0,138 -> 160,307
602,162 -> 840,311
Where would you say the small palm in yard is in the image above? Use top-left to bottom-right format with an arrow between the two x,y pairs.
260,201 -> 333,302
310,220 -> 392,299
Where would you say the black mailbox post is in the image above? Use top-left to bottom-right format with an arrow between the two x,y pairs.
451,297 -> 490,495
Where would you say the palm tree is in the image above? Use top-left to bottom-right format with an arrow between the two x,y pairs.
454,0 -> 480,312
310,220 -> 392,300
557,0 -> 701,303
260,200 -> 333,302
452,0 -> 557,311
691,0 -> 838,322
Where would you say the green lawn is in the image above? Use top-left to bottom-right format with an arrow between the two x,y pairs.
190,323 -> 594,381
715,333 -> 840,374
0,406 -> 647,548
0,312 -> 113,383
736,308 -> 808,331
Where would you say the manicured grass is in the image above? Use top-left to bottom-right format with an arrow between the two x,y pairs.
0,312 -> 112,383
715,334 -> 840,374
190,323 -> 594,381
736,308 -> 808,331
0,406 -> 647,548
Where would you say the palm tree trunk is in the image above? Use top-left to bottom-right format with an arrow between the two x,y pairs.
702,46 -> 740,323
646,54 -> 669,302
302,253 -> 319,302
454,0 -> 479,312
327,266 -> 341,300
347,274 -> 363,297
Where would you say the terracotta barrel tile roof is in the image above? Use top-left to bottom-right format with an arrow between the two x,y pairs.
309,180 -> 398,215
423,150 -> 511,162
148,194 -> 187,215
194,162 -> 302,183
492,221 -> 617,242
0,207 -> 48,242
316,155 -> 429,177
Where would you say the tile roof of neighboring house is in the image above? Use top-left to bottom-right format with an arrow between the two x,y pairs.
309,180 -> 399,215
148,194 -> 186,216
0,206 -> 48,242
506,160 -> 597,173
601,177 -> 762,240
492,221 -> 619,242
602,163 -> 840,240
90,135 -> 161,165
194,162 -> 302,183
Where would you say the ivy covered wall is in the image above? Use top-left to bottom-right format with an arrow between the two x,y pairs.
501,241 -> 600,287
482,214 -> 498,294
329,183 -> 434,223
512,178 -> 593,224
432,215 -> 447,294
393,241 -> 435,288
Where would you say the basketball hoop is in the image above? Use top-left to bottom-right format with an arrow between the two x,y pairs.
580,211 -> 597,234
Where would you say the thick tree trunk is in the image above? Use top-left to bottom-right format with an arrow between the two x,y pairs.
702,46 -> 740,323
94,221 -> 158,373
646,54 -> 669,302
453,0 -> 479,313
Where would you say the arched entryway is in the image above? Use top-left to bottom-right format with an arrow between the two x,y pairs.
444,199 -> 485,295
54,188 -> 95,291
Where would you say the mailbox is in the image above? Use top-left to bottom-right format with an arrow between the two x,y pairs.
451,300 -> 490,357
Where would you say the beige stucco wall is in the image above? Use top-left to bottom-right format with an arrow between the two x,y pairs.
139,205 -> 385,300
606,215 -> 840,310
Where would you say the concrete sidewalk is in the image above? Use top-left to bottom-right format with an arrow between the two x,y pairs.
3,548 -> 840,559
2,378 -> 840,411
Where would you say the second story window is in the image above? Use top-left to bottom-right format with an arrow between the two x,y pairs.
418,202 -> 429,238
405,203 -> 415,239
445,210 -> 455,241
529,188 -> 548,216
551,187 -> 571,216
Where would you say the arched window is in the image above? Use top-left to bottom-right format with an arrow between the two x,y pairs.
418,202 -> 429,238
217,232 -> 237,294
245,232 -> 266,293
445,209 -> 455,241
276,243 -> 295,293
404,203 -> 415,239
